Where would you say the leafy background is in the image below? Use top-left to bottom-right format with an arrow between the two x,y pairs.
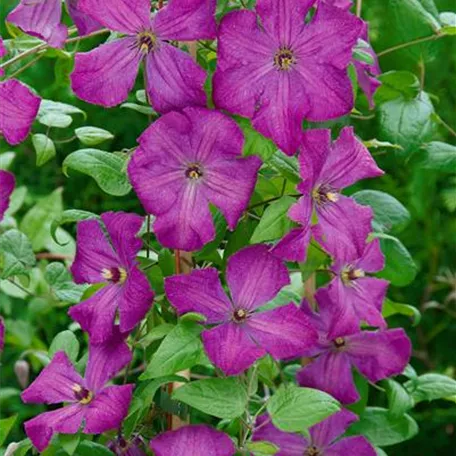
0,0 -> 455,455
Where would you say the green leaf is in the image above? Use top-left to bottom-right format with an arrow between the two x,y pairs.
384,379 -> 414,418
4,438 -> 32,456
49,330 -> 80,363
440,12 -> 456,35
353,48 -> 375,65
236,116 -> 276,161
58,434 -> 80,456
363,139 -> 403,151
45,262 -> 87,303
352,190 -> 410,234
348,407 -> 418,447
300,242 -> 329,280
0,415 -> 17,446
250,196 -> 295,243
76,441 -> 114,456
172,377 -> 248,419
50,209 -> 99,245
121,102 -> 156,116
0,151 -> 16,170
375,71 -> 421,103
75,127 -> 114,146
373,233 -> 417,286
418,142 -> 456,172
63,149 -> 131,196
382,298 -> 421,326
404,373 -> 456,403
267,384 -> 340,433
38,112 -> 73,128
269,152 -> 300,183
32,134 -> 56,166
246,441 -> 279,455
0,230 -> 36,279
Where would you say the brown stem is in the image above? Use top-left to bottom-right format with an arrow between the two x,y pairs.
35,253 -> 73,261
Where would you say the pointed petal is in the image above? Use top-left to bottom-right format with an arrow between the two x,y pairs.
154,0 -> 217,40
150,425 -> 236,456
84,384 -> 133,433
7,0 -> 67,48
273,227 -> 311,263
356,238 -> 385,272
21,352 -> 83,404
0,170 -> 15,222
297,351 -> 360,404
24,405 -> 84,452
326,436 -> 376,456
71,38 -> 141,108
165,268 -> 232,324
202,323 -> 266,376
247,304 -> 317,360
66,0 -> 103,36
227,245 -> 290,311
310,409 -> 358,448
347,328 -> 412,383
78,0 -> 151,34
0,80 -> 41,146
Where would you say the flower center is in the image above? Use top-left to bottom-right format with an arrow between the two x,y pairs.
305,446 -> 321,456
185,163 -> 204,180
72,384 -> 93,405
312,184 -> 339,206
341,266 -> 365,284
232,308 -> 248,323
274,47 -> 296,71
333,337 -> 346,350
137,31 -> 157,54
102,267 -> 128,284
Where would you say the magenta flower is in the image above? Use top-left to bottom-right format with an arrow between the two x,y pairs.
66,0 -> 103,36
150,425 -> 236,456
71,0 -> 216,111
297,291 -> 411,404
213,0 -> 362,155
253,410 -> 375,456
273,127 -> 383,262
0,79 -> 41,145
165,245 -> 317,376
69,212 -> 154,344
323,0 -> 353,8
128,107 -> 261,252
21,330 -> 134,452
0,170 -> 15,222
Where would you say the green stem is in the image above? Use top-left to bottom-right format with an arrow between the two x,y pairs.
356,0 -> 362,17
377,34 -> 442,57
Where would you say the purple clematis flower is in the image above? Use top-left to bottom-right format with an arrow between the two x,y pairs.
0,79 -> 41,145
69,212 -> 154,344
66,0 -> 103,36
71,0 -> 216,111
165,245 -> 317,376
273,127 -> 383,262
0,170 -> 15,222
128,107 -> 261,252
297,291 -> 412,404
21,330 -> 134,452
150,425 -> 236,456
324,238 -> 389,339
213,0 -> 363,155
253,410 -> 376,455
320,0 -> 353,10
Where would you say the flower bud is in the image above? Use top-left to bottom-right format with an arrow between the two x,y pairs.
14,360 -> 30,389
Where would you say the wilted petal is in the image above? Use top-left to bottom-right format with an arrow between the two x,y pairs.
202,323 -> 266,376
227,245 -> 290,311
154,0 -> 216,40
66,0 -> 103,35
347,328 -> 412,383
84,384 -> 134,433
165,268 -> 232,324
0,170 -> 15,222
24,405 -> 84,452
71,37 -> 141,108
21,352 -> 83,404
145,43 -> 207,114
0,79 -> 41,145
150,425 -> 236,456
326,436 -> 376,456
7,0 -> 67,48
310,409 -> 358,448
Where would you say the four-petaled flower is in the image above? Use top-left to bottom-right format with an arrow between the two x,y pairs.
273,127 -> 383,262
0,170 -> 15,222
69,212 -> 154,343
253,410 -> 376,456
21,330 -> 134,452
213,0 -> 363,155
165,245 -> 317,375
128,107 -> 262,252
297,291 -> 411,404
71,0 -> 216,112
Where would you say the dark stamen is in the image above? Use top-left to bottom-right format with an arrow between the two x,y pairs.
312,184 -> 339,206
305,446 -> 321,456
233,309 -> 248,323
102,267 -> 127,284
274,47 -> 296,71
137,31 -> 157,54
72,385 -> 93,405
333,337 -> 346,349
185,163 -> 204,180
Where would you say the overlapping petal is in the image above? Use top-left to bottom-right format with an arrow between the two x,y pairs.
326,436 -> 376,456
66,0 -> 103,36
0,170 -> 15,222
310,409 -> 358,448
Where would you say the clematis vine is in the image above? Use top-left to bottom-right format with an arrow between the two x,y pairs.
253,409 -> 376,455
0,170 -> 15,222
128,107 -> 261,251
150,425 -> 236,456
213,0 -> 363,155
273,127 -> 383,262
71,0 -> 216,112
165,245 -> 317,375
21,330 -> 134,451
69,212 -> 154,344
297,291 -> 412,404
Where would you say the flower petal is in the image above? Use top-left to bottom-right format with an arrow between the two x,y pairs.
227,245 -> 290,311
71,37 -> 141,108
66,0 -> 103,36
84,384 -> 134,433
310,409 -> 358,448
7,0 -> 67,48
356,238 -> 385,272
165,268 -> 232,324
21,352 -> 83,404
78,0 -> 151,34
0,170 -> 15,222
202,323 -> 266,376
326,436 -> 376,456
150,425 -> 236,456
154,0 -> 217,40
272,227 -> 312,263
145,42 -> 207,114
0,79 -> 41,146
